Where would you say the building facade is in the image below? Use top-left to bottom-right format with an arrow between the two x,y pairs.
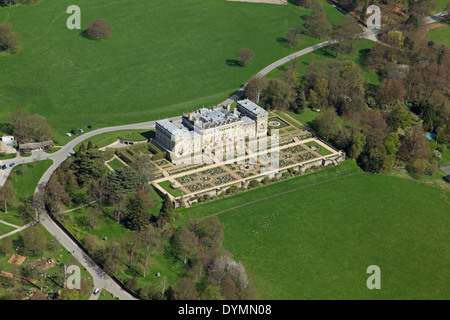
155,99 -> 268,164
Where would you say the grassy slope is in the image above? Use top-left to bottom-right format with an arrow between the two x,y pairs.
0,0 -> 345,142
74,129 -> 153,150
178,160 -> 450,299
427,24 -> 450,47
220,174 -> 450,299
108,157 -> 126,171
178,159 -> 363,223
9,160 -> 53,202
0,222 -> 15,236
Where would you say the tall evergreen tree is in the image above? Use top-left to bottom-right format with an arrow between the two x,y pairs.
158,193 -> 174,225
127,195 -> 148,231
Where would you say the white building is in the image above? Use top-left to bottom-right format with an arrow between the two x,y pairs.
1,136 -> 14,142
155,99 -> 268,164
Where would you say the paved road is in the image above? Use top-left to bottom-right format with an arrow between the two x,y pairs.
0,9 -> 445,300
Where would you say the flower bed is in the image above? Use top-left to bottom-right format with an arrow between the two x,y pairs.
281,145 -> 305,154
296,152 -> 316,162
237,171 -> 255,178
212,174 -> 236,186
199,166 -> 225,176
279,159 -> 294,167
175,173 -> 199,185
298,133 -> 313,140
186,182 -> 212,192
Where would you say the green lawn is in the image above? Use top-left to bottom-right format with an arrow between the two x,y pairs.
427,24 -> 450,47
178,160 -> 450,299
305,141 -> 332,155
178,159 -> 363,223
0,153 -> 17,160
289,109 -> 320,127
74,130 -> 153,150
274,111 -> 304,129
9,160 -> 53,203
219,174 -> 450,299
108,157 -> 126,171
434,0 -> 450,12
0,0 -> 346,143
0,208 -> 25,227
0,223 -> 15,236
158,180 -> 183,197
45,147 -> 62,154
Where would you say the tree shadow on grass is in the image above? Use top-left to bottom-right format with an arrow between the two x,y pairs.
277,37 -> 289,47
226,59 -> 242,67
140,130 -> 155,140
312,46 -> 335,59
79,30 -> 90,39
357,48 -> 371,67
366,83 -> 379,94
79,30 -> 98,40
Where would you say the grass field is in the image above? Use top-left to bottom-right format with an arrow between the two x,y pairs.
108,157 -> 126,171
74,129 -> 154,150
178,160 -> 450,299
158,180 -> 183,197
9,160 -> 53,203
305,141 -> 332,155
0,223 -> 15,236
289,109 -> 320,127
427,24 -> 450,47
0,0 -> 346,142
178,159 -> 363,223
0,153 -> 17,160
434,0 -> 450,12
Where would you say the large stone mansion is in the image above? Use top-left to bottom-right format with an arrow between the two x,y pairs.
155,99 -> 269,164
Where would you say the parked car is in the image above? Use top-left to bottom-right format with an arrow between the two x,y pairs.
66,133 -> 71,137
71,130 -> 78,135
1,165 -> 6,170
87,125 -> 92,129
9,163 -> 15,167
93,288 -> 100,295
78,128 -> 84,133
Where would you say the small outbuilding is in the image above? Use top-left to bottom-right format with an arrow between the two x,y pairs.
19,140 -> 54,153
444,175 -> 450,184
1,136 -> 14,142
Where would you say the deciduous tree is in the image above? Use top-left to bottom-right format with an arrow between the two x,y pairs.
0,180 -> 15,214
237,48 -> 254,67
0,22 -> 20,52
85,19 -> 113,40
